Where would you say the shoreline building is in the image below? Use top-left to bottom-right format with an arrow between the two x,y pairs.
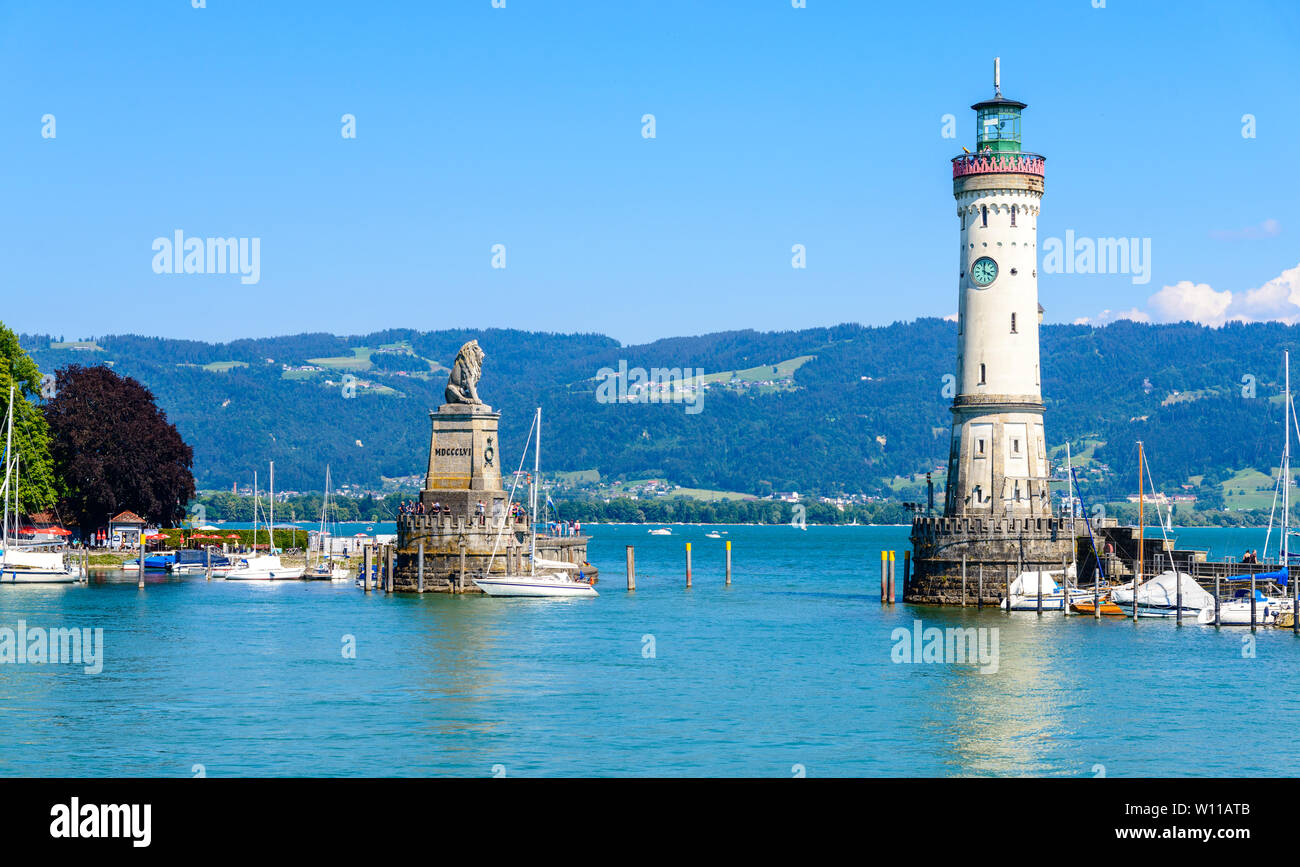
907,60 -> 1074,603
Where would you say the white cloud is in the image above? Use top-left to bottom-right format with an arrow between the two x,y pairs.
1209,218 -> 1281,241
1147,281 -> 1234,325
1229,263 -> 1300,323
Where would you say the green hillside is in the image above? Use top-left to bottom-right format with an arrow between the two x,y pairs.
18,320 -> 1300,509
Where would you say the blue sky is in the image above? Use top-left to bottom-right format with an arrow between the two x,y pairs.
1,0 -> 1297,344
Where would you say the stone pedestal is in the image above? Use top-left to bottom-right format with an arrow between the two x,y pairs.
393,402 -> 597,592
907,514 -> 1075,605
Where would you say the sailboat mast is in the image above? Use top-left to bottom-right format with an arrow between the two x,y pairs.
1137,441 -> 1145,589
1066,442 -> 1076,547
253,471 -> 259,551
530,408 -> 540,576
269,461 -> 275,554
1285,350 -> 1291,580
2,384 -> 12,548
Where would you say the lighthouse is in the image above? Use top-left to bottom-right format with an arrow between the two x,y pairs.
906,60 -> 1073,605
946,58 -> 1051,518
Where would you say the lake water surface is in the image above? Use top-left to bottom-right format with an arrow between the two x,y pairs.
0,524 -> 1295,777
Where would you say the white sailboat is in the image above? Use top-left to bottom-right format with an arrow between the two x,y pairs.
0,385 -> 79,584
1209,350 -> 1299,625
303,465 -> 350,581
473,408 -> 597,598
226,462 -> 305,581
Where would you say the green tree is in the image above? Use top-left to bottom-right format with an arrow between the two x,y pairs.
0,322 -> 59,514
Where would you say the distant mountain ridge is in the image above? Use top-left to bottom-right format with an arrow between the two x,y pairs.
20,320 -> 1300,504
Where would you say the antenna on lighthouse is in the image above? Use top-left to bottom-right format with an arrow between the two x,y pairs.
994,57 -> 1001,97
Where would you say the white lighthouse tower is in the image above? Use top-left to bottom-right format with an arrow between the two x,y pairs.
945,58 -> 1051,519
906,60 -> 1073,605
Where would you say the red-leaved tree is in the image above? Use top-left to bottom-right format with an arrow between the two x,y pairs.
43,365 -> 195,534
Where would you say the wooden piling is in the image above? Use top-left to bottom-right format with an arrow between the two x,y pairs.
685,542 -> 692,588
137,542 -> 145,588
458,545 -> 467,594
362,546 -> 372,593
1214,574 -> 1221,627
626,545 -> 636,591
386,544 -> 395,593
205,545 -> 212,582
1094,562 -> 1100,620
725,540 -> 732,586
883,553 -> 894,608
418,541 -> 425,593
1036,566 -> 1042,615
1061,556 -> 1069,617
1250,571 -> 1257,631
902,550 -> 909,598
888,550 -> 896,603
961,555 -> 967,607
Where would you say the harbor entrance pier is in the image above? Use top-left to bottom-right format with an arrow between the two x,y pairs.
392,340 -> 594,592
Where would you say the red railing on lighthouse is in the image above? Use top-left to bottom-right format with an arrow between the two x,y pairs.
952,151 -> 1046,179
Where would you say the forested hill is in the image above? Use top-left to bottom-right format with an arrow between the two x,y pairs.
19,320 -> 1300,504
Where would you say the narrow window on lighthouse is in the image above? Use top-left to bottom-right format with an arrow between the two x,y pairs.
1010,313 -> 1017,333
1010,205 -> 1017,227
978,363 -> 986,385
981,205 -> 988,227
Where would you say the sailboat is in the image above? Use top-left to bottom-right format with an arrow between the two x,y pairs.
226,462 -> 305,581
1110,441 -> 1206,618
1208,350 -> 1299,625
0,385 -> 80,584
473,408 -> 597,598
303,466 -> 350,581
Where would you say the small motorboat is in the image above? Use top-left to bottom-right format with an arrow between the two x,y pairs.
473,571 -> 597,598
705,531 -> 722,539
303,562 -> 351,581
225,554 -> 305,581
1071,598 -> 1124,615
1000,567 -> 1092,611
0,548 -> 82,584
1197,589 -> 1291,626
648,528 -> 672,536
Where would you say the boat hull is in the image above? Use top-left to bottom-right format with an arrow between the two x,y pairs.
472,576 -> 598,597
225,568 -> 306,581
0,568 -> 80,584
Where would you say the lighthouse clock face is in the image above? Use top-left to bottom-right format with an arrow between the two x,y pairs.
971,256 -> 998,287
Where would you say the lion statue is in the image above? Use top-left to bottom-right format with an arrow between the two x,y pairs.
444,340 -> 487,406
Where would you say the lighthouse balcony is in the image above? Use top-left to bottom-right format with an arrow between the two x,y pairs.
952,151 -> 1045,179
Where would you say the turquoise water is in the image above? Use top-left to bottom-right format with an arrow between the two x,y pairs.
0,524 -> 1297,777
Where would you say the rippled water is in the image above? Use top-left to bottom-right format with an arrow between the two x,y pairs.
0,524 -> 1296,777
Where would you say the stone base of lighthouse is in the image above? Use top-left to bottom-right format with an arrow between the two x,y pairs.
906,515 -> 1075,605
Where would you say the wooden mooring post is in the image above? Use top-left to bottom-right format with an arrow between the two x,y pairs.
386,544 -> 395,593
1061,556 -> 1069,617
880,551 -> 888,603
1214,574 -> 1221,627
961,554 -> 967,607
362,546 -> 372,593
417,541 -> 425,593
625,545 -> 636,591
685,542 -> 692,588
888,550 -> 896,604
902,550 -> 909,598
725,540 -> 732,586
458,544 -> 467,594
